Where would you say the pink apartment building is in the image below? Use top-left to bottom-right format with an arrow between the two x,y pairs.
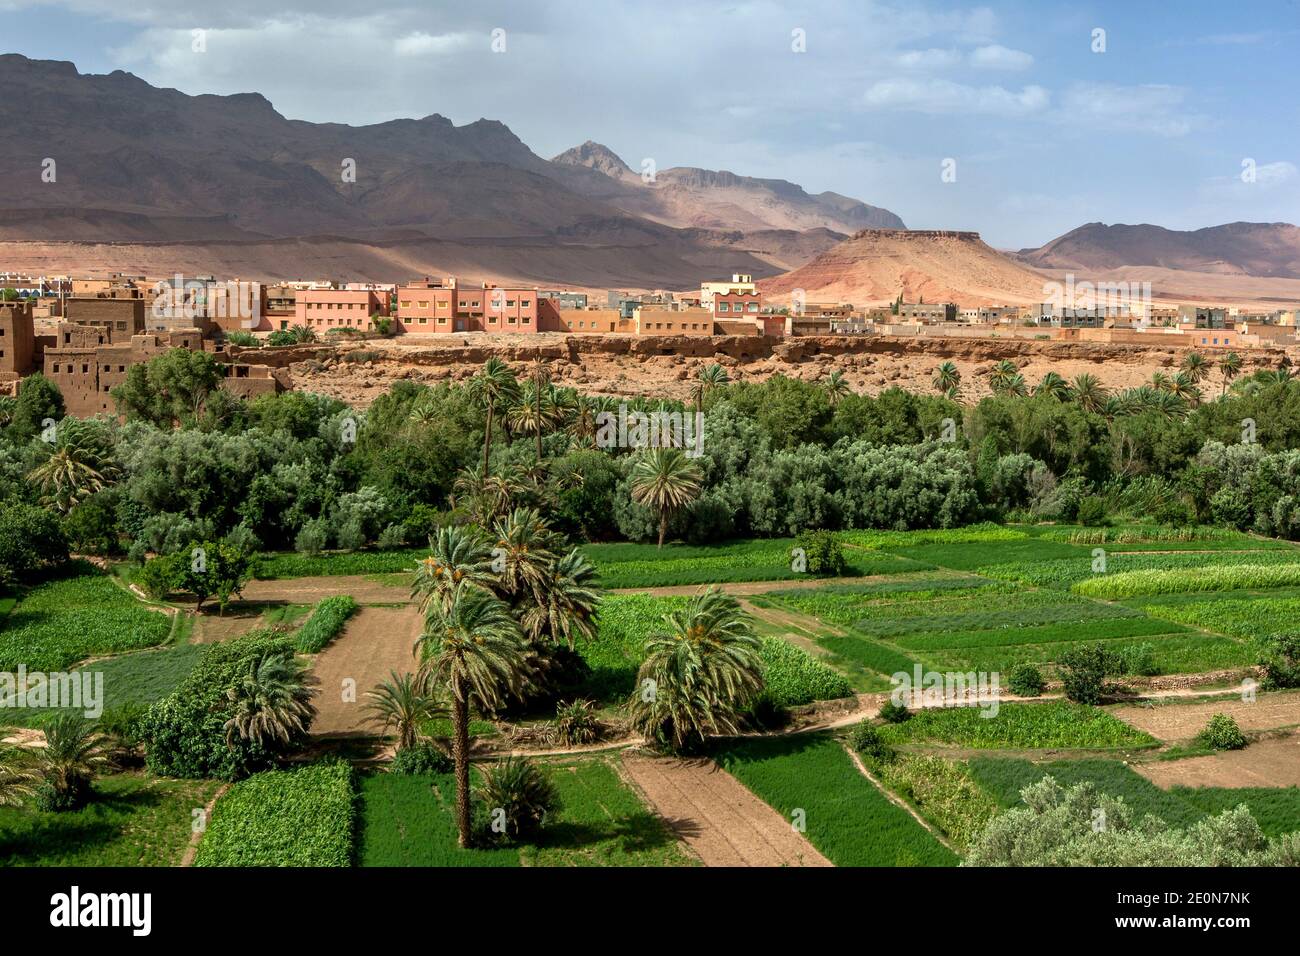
396,278 -> 563,333
294,288 -> 390,331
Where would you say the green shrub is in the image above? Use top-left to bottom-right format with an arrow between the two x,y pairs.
795,529 -> 848,576
1258,633 -> 1300,689
547,699 -> 604,746
139,632 -> 303,780
1007,663 -> 1045,697
758,636 -> 853,706
474,757 -> 558,845
195,761 -> 355,866
1113,642 -> 1159,677
1197,714 -> 1247,751
878,699 -> 912,723
295,595 -> 358,653
1057,643 -> 1112,704
1076,496 -> 1108,527
850,719 -> 895,761
390,742 -> 452,775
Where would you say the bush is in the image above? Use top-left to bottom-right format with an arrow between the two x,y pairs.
850,720 -> 895,761
0,501 -> 68,582
474,756 -> 558,844
1007,663 -> 1045,697
294,518 -> 329,556
139,632 -> 303,780
795,529 -> 848,576
878,699 -> 911,723
743,692 -> 792,731
35,782 -> 85,813
547,699 -> 604,746
1076,496 -> 1108,527
224,330 -> 259,347
390,741 -> 452,775
1257,633 -> 1300,689
1197,714 -> 1247,751
295,595 -> 358,653
1057,643 -> 1113,704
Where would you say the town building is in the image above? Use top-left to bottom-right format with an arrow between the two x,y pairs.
0,298 -> 37,379
295,288 -> 390,333
898,302 -> 958,323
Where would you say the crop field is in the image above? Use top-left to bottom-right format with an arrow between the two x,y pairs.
0,643 -> 204,728
0,773 -> 222,867
581,538 -> 928,589
969,758 -> 1300,838
0,566 -> 175,671
877,701 -> 1156,750
255,548 -> 427,579
195,762 -> 357,867
358,756 -> 695,867
716,734 -> 957,866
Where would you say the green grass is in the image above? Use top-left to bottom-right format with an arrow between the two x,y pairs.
1139,595 -> 1300,642
877,701 -> 1156,750
295,595 -> 359,653
840,523 -> 1028,550
581,538 -> 929,589
195,761 -> 356,867
0,566 -> 174,671
757,636 -> 854,706
1074,563 -> 1300,599
981,550 -> 1300,590
0,773 -> 221,866
256,548 -> 426,579
358,757 -> 695,867
716,733 -> 956,866
0,644 -> 205,728
1172,787 -> 1300,839
893,616 -> 1186,651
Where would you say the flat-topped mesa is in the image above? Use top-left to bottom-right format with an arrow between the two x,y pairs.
850,229 -> 982,241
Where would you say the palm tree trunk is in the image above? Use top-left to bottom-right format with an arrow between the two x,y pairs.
451,676 -> 472,848
482,404 -> 494,475
534,388 -> 543,463
658,510 -> 668,550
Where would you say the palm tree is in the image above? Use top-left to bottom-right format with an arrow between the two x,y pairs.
691,363 -> 730,413
1219,351 -> 1243,396
491,507 -> 559,606
366,671 -> 445,751
995,373 -> 1029,398
989,359 -> 1019,393
1166,371 -> 1202,406
932,361 -> 961,396
1150,371 -> 1172,392
417,582 -> 529,847
521,548 -> 601,648
468,358 -> 519,473
508,381 -> 563,464
626,587 -> 764,753
223,652 -> 318,749
567,394 -> 599,445
529,358 -> 552,463
1181,350 -> 1212,384
289,324 -> 317,344
27,441 -> 114,514
629,447 -> 703,549
1070,373 -> 1109,414
0,747 -> 36,808
822,370 -> 852,406
412,524 -> 495,613
35,714 -> 109,811
1035,371 -> 1073,401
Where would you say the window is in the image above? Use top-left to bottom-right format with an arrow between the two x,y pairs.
419,316 -> 428,324
748,303 -> 758,312
119,366 -> 125,372
401,300 -> 411,309
82,364 -> 89,373
719,302 -> 730,312
419,301 -> 429,309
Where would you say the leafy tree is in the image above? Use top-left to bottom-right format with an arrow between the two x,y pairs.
416,582 -> 529,847
140,539 -> 255,613
1057,643 -> 1113,704
0,501 -> 68,582
112,349 -> 223,426
11,372 -> 64,440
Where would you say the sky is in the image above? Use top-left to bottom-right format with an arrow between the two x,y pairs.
2,0 -> 1297,248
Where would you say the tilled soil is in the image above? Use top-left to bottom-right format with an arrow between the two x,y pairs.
1136,734 -> 1300,789
308,605 -> 423,738
620,754 -> 831,867
1109,693 -> 1300,742
240,575 -> 411,606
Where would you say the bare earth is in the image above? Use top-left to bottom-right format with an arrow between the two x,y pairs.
1109,693 -> 1300,742
191,607 -> 272,644
620,754 -> 831,867
308,605 -> 422,738
240,575 -> 409,606
1136,734 -> 1300,789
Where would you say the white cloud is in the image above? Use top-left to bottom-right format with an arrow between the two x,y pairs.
863,78 -> 1049,116
393,32 -> 471,57
893,48 -> 962,70
1058,83 -> 1203,137
969,44 -> 1033,70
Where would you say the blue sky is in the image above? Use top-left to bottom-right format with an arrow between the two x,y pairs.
2,0 -> 1297,247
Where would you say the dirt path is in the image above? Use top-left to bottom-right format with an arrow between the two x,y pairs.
1136,734 -> 1300,789
1110,692 -> 1300,742
611,573 -> 919,598
620,753 -> 831,867
181,783 -> 230,867
843,744 -> 955,852
241,575 -> 409,606
308,605 -> 423,738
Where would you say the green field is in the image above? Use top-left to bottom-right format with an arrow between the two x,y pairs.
0,773 -> 221,867
877,701 -> 1156,750
358,756 -> 694,867
0,566 -> 175,671
716,734 -> 957,866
